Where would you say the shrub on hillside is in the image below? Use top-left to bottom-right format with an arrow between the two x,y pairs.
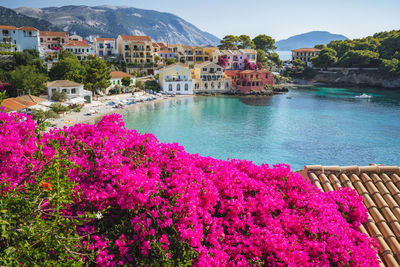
0,111 -> 379,266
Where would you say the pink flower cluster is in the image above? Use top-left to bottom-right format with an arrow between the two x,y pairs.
0,112 -> 379,266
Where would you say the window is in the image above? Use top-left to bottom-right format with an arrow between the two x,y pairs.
217,68 -> 221,71
202,68 -> 207,71
71,88 -> 76,94
117,80 -> 120,84
211,82 -> 214,89
113,80 -> 115,85
205,83 -> 208,89
169,84 -> 173,91
218,82 -> 221,89
177,84 -> 181,91
195,83 -> 199,89
52,88 -> 56,93
185,84 -> 188,91
62,88 -> 68,94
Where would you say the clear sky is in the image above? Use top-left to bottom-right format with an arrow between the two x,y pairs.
1,0 -> 399,40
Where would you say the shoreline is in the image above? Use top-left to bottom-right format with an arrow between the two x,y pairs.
46,94 -> 193,130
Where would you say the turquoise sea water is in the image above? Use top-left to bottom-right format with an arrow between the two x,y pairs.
123,87 -> 400,170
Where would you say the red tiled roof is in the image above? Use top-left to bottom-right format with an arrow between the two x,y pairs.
64,40 -> 90,47
18,26 -> 39,31
119,35 -> 151,41
0,25 -> 17,30
0,98 -> 36,112
152,43 -> 160,48
15,95 -> 46,104
40,31 -> 68,37
300,165 -> 400,266
110,71 -> 133,79
292,48 -> 321,52
95,38 -> 114,42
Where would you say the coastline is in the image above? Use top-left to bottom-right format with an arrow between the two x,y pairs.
46,94 -> 193,130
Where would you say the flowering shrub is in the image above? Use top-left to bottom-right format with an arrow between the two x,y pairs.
244,58 -> 256,70
218,56 -> 229,69
0,111 -> 379,266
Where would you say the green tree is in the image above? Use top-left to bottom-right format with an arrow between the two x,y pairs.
0,91 -> 6,105
50,103 -> 70,113
379,33 -> 400,60
83,56 -> 111,94
9,65 -> 47,95
267,52 -> 283,68
154,55 -> 161,65
311,47 -> 338,68
31,109 -> 58,124
338,50 -> 381,68
121,76 -> 132,87
49,56 -> 85,83
218,35 -> 239,50
256,50 -> 267,66
380,58 -> 400,75
253,34 -> 276,53
237,35 -> 255,49
165,58 -> 176,65
314,44 -> 325,49
51,91 -> 67,102
135,80 -> 145,91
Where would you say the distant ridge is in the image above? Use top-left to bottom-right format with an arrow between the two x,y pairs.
0,6 -> 60,31
276,31 -> 348,51
13,5 -> 220,46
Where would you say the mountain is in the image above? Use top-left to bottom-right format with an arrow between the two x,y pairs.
276,31 -> 348,51
13,5 -> 220,46
0,6 -> 60,31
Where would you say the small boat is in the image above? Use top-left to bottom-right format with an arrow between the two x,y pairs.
355,94 -> 372,99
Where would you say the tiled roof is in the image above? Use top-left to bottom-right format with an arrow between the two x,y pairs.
292,48 -> 321,52
95,38 -> 114,42
18,26 -> 39,31
40,31 -> 68,37
157,50 -> 173,54
47,80 -> 83,87
0,25 -> 17,30
110,71 -> 133,79
64,40 -> 89,47
158,63 -> 189,72
15,95 -> 46,104
240,49 -> 257,54
119,35 -> 151,41
152,43 -> 160,48
0,98 -> 36,112
300,165 -> 400,267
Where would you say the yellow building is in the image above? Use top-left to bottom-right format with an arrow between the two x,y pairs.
117,35 -> 154,65
157,63 -> 193,94
193,61 -> 232,93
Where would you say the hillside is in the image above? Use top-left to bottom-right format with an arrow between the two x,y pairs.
276,31 -> 347,51
0,6 -> 59,31
13,5 -> 220,45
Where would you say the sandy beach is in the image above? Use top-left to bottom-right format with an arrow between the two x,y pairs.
45,93 -> 192,130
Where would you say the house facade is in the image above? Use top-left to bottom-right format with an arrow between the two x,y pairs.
107,71 -> 135,93
292,48 -> 321,66
157,50 -> 175,59
39,31 -> 69,56
193,62 -> 232,93
94,38 -> 115,57
64,40 -> 91,60
157,63 -> 193,95
47,80 -> 92,103
0,25 -> 40,52
225,69 -> 274,93
207,48 -> 256,70
117,35 -> 154,65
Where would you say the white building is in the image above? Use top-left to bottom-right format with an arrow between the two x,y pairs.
47,80 -> 92,103
158,63 -> 193,95
94,38 -> 115,57
64,40 -> 91,60
292,48 -> 321,66
0,25 -> 40,52
107,71 -> 135,94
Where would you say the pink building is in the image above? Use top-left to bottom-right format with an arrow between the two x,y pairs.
225,69 -> 274,93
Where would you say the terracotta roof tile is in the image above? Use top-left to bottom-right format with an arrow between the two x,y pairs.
15,95 -> 46,104
64,40 -> 89,47
40,31 -> 68,37
18,26 -> 39,31
301,165 -> 400,266
47,80 -> 83,87
95,38 -> 114,42
119,35 -> 151,41
0,98 -> 35,112
0,25 -> 17,30
292,48 -> 321,53
110,71 -> 133,79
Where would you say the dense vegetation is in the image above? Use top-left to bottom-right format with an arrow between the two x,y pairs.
0,50 -> 111,98
311,30 -> 400,76
0,111 -> 379,266
218,34 -> 282,68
